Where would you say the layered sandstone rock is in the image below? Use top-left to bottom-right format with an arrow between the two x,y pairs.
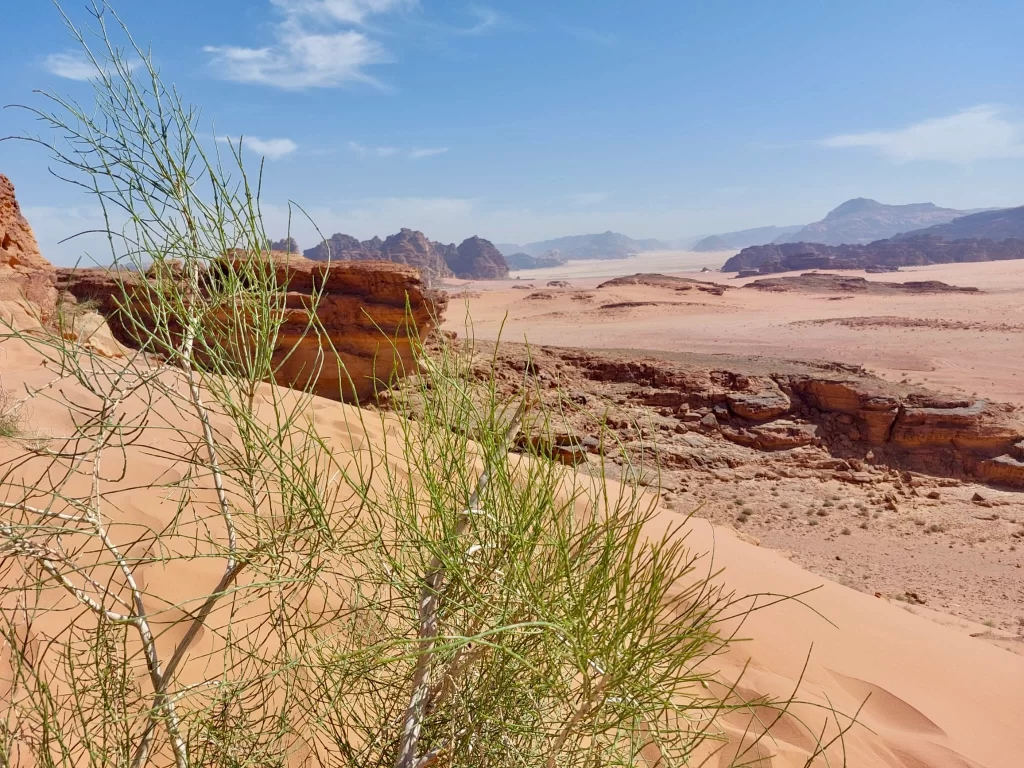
0,174 -> 57,314
56,254 -> 446,403
460,342 -> 1024,488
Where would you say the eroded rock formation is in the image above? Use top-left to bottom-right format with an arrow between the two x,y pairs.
596,273 -> 729,296
447,236 -> 509,279
0,174 -> 56,312
431,342 -> 1024,489
56,254 -> 446,403
743,272 -> 980,295
303,229 -> 509,282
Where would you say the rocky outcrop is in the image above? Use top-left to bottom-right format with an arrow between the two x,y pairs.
0,174 -> 57,313
724,235 -> 1024,275
597,273 -> 728,296
444,341 -> 1024,488
446,236 -> 509,279
505,251 -> 567,270
303,229 -> 510,283
56,254 -> 446,403
743,272 -> 980,295
270,237 -> 300,254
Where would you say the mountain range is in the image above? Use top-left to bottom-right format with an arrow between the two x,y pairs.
691,225 -> 803,252
298,229 -> 508,283
892,205 -> 1024,242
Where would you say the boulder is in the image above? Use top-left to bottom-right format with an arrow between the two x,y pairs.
56,254 -> 446,403
727,378 -> 790,421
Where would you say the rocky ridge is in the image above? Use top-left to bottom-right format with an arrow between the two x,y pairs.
743,272 -> 980,295
893,205 -> 1024,242
303,229 -> 509,283
723,234 -> 1024,274
773,198 -> 978,246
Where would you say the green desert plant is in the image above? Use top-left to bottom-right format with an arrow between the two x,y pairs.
0,4 -> 853,767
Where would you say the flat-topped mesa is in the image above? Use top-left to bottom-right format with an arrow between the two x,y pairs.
56,253 -> 447,403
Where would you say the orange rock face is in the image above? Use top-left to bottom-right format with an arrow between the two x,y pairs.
0,175 -> 50,273
0,174 -> 56,313
56,254 -> 447,403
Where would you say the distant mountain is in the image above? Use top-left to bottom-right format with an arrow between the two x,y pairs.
773,198 -> 976,246
892,206 -> 1023,241
505,251 -> 567,270
303,228 -> 509,283
495,243 -> 522,256
691,235 -> 730,252
723,234 -> 1024,275
515,231 -> 669,260
692,225 -> 803,252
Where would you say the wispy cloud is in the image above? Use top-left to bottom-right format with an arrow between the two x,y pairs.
271,0 -> 418,25
564,26 -> 618,46
409,147 -> 448,158
348,141 -> 399,157
206,1 -> 498,89
819,105 -> 1024,165
219,135 -> 298,159
566,192 -> 609,206
349,142 -> 447,159
460,5 -> 500,34
42,51 -> 142,81
205,0 -> 411,88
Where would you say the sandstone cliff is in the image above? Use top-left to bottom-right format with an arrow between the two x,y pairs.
55,253 -> 446,403
0,174 -> 56,312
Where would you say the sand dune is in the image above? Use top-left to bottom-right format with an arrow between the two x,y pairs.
0,298 -> 1022,767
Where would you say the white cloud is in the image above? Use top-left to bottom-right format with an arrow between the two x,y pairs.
271,0 -> 417,25
42,52 -> 96,81
42,51 -> 142,81
819,106 -> 1024,165
409,147 -> 448,158
218,136 -> 298,159
205,0 -> 411,89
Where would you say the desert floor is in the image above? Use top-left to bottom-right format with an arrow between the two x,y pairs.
440,253 -> 1024,655
452,251 -> 1024,407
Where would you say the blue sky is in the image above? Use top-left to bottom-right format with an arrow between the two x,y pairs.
2,0 -> 1024,263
